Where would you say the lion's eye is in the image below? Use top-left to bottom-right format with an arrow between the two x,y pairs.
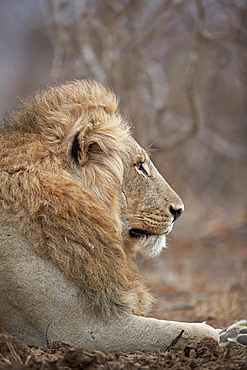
135,162 -> 149,177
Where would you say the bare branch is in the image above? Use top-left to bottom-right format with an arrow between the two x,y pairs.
200,127 -> 247,160
43,0 -> 73,81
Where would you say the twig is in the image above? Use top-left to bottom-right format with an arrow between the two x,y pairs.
165,330 -> 184,352
0,354 -> 12,365
6,340 -> 23,364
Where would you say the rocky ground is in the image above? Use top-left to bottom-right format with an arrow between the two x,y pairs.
0,229 -> 246,369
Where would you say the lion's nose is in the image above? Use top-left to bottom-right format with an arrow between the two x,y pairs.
169,205 -> 183,222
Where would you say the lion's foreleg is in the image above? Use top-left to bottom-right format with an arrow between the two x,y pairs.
47,312 -> 219,352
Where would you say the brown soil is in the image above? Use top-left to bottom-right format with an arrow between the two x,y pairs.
0,331 -> 246,370
0,229 -> 246,369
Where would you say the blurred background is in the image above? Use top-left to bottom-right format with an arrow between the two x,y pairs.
0,0 -> 246,323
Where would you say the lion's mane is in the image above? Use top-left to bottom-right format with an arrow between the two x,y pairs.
0,80 -> 153,316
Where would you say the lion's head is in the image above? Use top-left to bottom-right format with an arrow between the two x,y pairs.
0,79 -> 183,315
120,136 -> 183,259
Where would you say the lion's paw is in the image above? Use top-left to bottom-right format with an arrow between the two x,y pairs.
219,319 -> 247,348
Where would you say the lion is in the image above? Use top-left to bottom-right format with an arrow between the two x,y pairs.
0,79 -> 219,351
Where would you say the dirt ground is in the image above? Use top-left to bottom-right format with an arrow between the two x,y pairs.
0,228 -> 246,369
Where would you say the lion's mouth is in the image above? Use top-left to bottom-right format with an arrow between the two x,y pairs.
129,229 -> 151,238
129,224 -> 173,239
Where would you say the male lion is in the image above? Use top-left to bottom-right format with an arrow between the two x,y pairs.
0,80 -> 219,351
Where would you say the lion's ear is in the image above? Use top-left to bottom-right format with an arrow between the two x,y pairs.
71,133 -> 81,163
71,123 -> 97,166
71,132 -> 89,166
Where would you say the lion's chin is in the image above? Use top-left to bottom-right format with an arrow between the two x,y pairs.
138,234 -> 167,258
